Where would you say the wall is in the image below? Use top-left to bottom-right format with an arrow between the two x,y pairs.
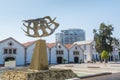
51,47 -> 57,64
69,45 -> 83,63
0,38 -> 25,66
26,43 -> 35,64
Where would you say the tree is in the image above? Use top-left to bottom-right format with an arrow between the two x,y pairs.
93,23 -> 119,54
101,50 -> 109,63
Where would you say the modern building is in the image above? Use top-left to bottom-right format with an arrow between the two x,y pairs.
56,29 -> 85,44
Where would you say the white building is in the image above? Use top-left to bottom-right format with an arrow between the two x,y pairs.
110,44 -> 119,61
49,43 -> 68,64
65,44 -> 84,63
23,41 -> 35,65
74,40 -> 120,62
24,42 -> 84,64
74,40 -> 96,62
56,29 -> 85,44
0,37 -> 25,66
0,37 -> 119,67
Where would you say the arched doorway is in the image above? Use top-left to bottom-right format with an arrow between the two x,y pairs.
57,57 -> 63,64
4,57 -> 16,67
74,57 -> 79,63
5,57 -> 15,61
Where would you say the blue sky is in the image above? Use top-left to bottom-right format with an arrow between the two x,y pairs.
0,0 -> 120,43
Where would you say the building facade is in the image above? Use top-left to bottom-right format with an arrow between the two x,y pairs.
0,37 -> 25,66
74,40 -> 99,62
56,29 -> 85,44
24,42 -> 84,64
0,37 -> 119,67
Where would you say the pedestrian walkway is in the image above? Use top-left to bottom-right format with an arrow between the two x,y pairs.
1,63 -> 120,80
50,63 -> 120,80
50,63 -> 120,74
80,73 -> 120,80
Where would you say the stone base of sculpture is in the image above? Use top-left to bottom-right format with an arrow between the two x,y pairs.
30,39 -> 48,70
1,69 -> 78,80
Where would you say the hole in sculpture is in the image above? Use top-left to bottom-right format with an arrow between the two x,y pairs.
38,23 -> 40,27
30,23 -> 34,28
38,30 -> 43,36
29,29 -> 34,35
46,28 -> 51,34
50,25 -> 55,29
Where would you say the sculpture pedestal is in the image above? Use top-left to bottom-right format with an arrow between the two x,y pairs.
1,69 -> 78,80
30,39 -> 48,70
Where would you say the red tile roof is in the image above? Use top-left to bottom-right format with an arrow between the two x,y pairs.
23,41 -> 80,49
46,43 -> 56,48
23,41 -> 35,47
23,41 -> 56,48
64,44 -> 73,49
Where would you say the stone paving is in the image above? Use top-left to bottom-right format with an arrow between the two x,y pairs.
81,73 -> 120,80
50,63 -> 120,74
1,62 -> 120,80
50,62 -> 120,80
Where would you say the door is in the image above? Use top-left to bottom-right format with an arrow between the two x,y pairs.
4,57 -> 16,68
74,57 -> 79,63
57,57 -> 63,64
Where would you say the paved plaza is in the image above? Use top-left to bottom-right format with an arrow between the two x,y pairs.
51,62 -> 120,74
1,63 -> 120,80
50,62 -> 120,80
81,73 -> 120,80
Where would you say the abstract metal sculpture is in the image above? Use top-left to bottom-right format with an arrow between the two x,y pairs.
22,16 -> 59,37
22,16 -> 59,71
